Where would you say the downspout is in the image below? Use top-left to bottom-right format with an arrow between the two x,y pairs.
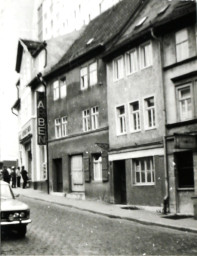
151,27 -> 169,214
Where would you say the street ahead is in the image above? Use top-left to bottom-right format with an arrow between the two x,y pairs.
1,196 -> 197,255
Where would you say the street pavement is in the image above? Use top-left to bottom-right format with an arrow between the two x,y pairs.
13,187 -> 197,234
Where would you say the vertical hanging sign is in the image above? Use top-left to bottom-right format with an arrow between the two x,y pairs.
37,91 -> 47,145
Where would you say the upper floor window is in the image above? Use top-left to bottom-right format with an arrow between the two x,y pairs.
61,116 -> 68,137
89,62 -> 97,86
140,42 -> 152,69
177,84 -> 192,121
175,29 -> 189,62
133,157 -> 155,185
130,101 -> 141,132
116,105 -> 126,135
60,77 -> 67,98
113,56 -> 124,81
144,96 -> 156,129
80,67 -> 88,90
82,109 -> 90,132
53,81 -> 59,100
91,106 -> 99,130
126,49 -> 138,74
55,118 -> 61,138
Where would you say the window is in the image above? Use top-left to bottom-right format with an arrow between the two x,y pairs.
113,56 -> 124,80
140,42 -> 152,68
82,109 -> 90,131
60,77 -> 67,98
80,67 -> 88,90
130,101 -> 140,132
55,118 -> 61,138
53,80 -> 59,100
133,157 -> 155,185
175,29 -> 189,62
61,116 -> 68,137
89,62 -> 97,86
116,105 -> 126,135
144,96 -> 156,129
126,49 -> 138,74
91,106 -> 99,130
93,154 -> 102,181
177,84 -> 192,121
135,17 -> 147,28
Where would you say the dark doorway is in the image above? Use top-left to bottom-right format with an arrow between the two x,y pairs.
113,160 -> 127,204
53,158 -> 63,192
175,151 -> 194,188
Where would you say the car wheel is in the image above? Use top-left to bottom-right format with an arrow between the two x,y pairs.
17,225 -> 27,237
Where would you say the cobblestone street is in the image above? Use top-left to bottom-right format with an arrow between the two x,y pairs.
1,196 -> 197,255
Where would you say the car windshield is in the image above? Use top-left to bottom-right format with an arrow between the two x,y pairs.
0,183 -> 14,199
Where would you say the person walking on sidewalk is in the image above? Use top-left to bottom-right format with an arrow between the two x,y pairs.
21,166 -> 28,189
16,167 -> 21,187
11,166 -> 17,188
2,166 -> 10,183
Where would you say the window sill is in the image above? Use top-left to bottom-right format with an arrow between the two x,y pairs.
177,187 -> 194,191
130,129 -> 141,134
163,56 -> 197,71
133,183 -> 155,186
116,132 -> 127,137
144,126 -> 157,131
92,180 -> 103,184
140,65 -> 152,71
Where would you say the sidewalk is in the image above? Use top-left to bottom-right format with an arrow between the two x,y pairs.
14,187 -> 197,234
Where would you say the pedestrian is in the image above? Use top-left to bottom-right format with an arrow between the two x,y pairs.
16,167 -> 21,187
21,166 -> 28,189
11,166 -> 17,188
2,166 -> 10,183
7,166 -> 11,184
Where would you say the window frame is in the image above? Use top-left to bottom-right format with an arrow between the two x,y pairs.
129,100 -> 141,133
92,154 -> 102,182
175,28 -> 189,62
91,106 -> 99,130
139,41 -> 153,69
55,118 -> 61,138
133,157 -> 155,186
82,109 -> 91,132
113,56 -> 124,81
126,48 -> 138,75
80,66 -> 88,90
61,116 -> 68,137
116,104 -> 127,136
60,77 -> 67,98
89,62 -> 98,86
143,95 -> 156,130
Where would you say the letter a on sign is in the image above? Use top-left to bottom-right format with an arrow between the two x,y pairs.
37,92 -> 47,145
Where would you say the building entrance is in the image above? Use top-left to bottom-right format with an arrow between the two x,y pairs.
52,158 -> 63,192
113,160 -> 126,204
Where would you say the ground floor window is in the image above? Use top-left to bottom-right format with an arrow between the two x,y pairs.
133,157 -> 155,185
93,154 -> 102,181
175,151 -> 194,188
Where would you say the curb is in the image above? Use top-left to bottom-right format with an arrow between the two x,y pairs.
20,193 -> 197,234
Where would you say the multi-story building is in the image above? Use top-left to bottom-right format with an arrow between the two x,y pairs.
31,0 -> 142,200
103,0 -> 197,213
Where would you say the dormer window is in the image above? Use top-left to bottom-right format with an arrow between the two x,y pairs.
86,38 -> 94,45
135,17 -> 147,28
157,5 -> 169,16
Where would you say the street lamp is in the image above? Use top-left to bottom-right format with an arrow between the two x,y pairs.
36,72 -> 50,194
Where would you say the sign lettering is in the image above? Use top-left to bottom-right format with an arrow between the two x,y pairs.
37,92 -> 47,145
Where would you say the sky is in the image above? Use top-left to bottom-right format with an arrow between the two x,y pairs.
0,0 -> 35,161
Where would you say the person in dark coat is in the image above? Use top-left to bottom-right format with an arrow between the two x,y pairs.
21,166 -> 28,189
11,166 -> 17,188
2,166 -> 10,183
16,167 -> 21,187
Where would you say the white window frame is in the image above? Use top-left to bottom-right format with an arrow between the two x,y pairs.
140,41 -> 153,69
93,155 -> 102,182
80,67 -> 88,90
126,48 -> 138,75
89,62 -> 97,86
91,106 -> 99,130
60,77 -> 67,98
175,28 -> 189,62
113,56 -> 124,81
177,83 -> 193,121
116,105 -> 127,135
82,109 -> 90,132
55,118 -> 61,138
133,157 -> 155,185
53,80 -> 59,100
129,100 -> 141,132
61,116 -> 68,137
144,96 -> 156,130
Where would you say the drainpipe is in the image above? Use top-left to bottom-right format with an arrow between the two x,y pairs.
150,27 -> 169,214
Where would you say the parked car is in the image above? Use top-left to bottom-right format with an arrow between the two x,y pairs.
0,180 -> 31,237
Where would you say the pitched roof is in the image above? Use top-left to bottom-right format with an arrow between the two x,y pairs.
103,0 -> 196,59
48,0 -> 144,76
